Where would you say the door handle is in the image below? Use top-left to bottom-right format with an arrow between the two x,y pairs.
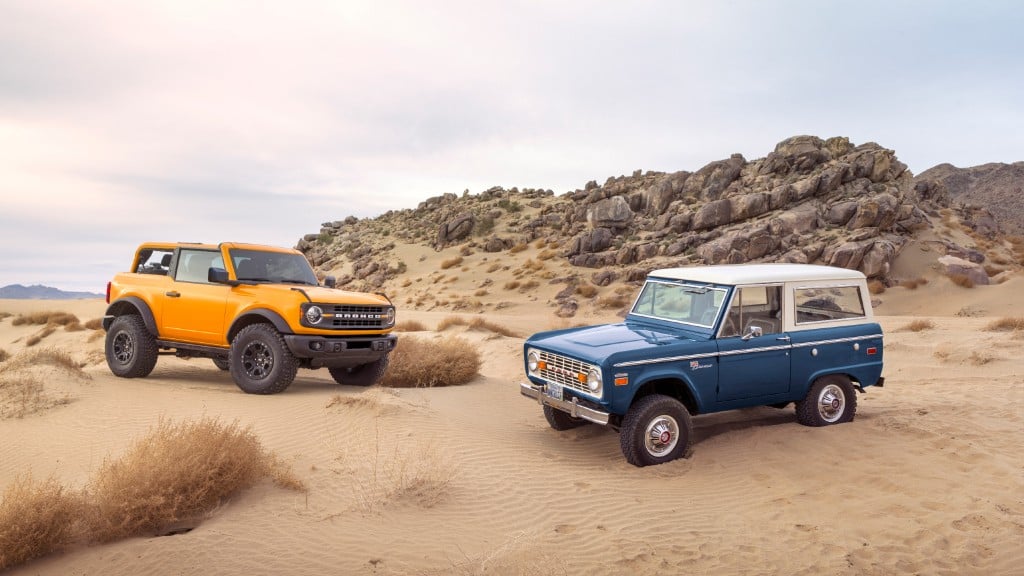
776,335 -> 790,342
165,291 -> 180,298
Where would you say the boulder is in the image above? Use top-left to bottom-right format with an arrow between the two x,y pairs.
436,212 -> 476,247
683,154 -> 745,201
691,198 -> 732,231
569,228 -> 614,256
938,255 -> 990,286
587,196 -> 634,230
773,135 -> 831,173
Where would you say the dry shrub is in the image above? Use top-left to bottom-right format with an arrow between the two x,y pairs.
486,263 -> 500,273
519,280 -> 540,292
3,348 -> 83,374
25,326 -> 56,347
474,289 -> 488,297
400,279 -> 413,288
521,259 -> 544,272
0,312 -> 12,323
379,336 -> 480,388
0,475 -> 82,571
394,320 -> 428,332
899,319 -> 935,332
504,280 -> 521,290
598,295 -> 628,309
537,249 -> 557,261
436,316 -> 468,331
0,349 -> 82,419
12,311 -> 80,327
933,347 -> 951,361
348,435 -> 455,511
983,264 -> 1004,277
509,243 -> 528,254
968,351 -> 994,366
576,284 -> 598,298
0,349 -> 7,364
467,317 -> 520,338
948,273 -> 975,288
85,418 -> 301,542
899,277 -> 929,289
440,256 -> 463,270
867,280 -> 886,294
984,317 -> 1024,332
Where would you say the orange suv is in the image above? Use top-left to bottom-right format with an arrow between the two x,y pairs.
103,242 -> 396,394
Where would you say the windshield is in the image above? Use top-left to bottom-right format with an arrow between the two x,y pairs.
229,249 -> 319,285
630,280 -> 728,328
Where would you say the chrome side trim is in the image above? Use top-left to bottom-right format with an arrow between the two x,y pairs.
614,351 -> 719,368
613,333 -> 883,368
791,334 -> 884,348
520,383 -> 611,425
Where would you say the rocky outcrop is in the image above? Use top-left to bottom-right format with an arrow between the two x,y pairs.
915,162 -> 1024,234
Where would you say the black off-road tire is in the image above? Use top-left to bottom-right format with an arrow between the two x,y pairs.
212,356 -> 230,371
544,405 -> 589,431
328,356 -> 389,387
620,394 -> 693,467
229,324 -> 298,394
796,375 -> 857,427
105,315 -> 158,378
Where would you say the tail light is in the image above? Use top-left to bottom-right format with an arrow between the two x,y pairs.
105,282 -> 111,304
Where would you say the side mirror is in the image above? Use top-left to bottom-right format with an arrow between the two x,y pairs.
208,267 -> 230,284
741,325 -> 763,341
324,275 -> 337,288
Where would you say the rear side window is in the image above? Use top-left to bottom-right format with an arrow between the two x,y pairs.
794,286 -> 866,324
134,248 -> 175,275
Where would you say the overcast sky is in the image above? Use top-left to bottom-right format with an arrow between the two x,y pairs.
1,0 -> 1022,293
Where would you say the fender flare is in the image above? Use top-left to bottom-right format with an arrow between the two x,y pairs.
103,296 -> 158,335
227,308 -> 293,342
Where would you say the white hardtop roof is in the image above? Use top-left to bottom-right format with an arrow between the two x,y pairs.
648,263 -> 866,285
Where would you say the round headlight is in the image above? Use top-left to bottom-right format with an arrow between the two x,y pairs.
385,307 -> 396,326
305,305 -> 323,325
587,369 -> 602,393
527,351 -> 539,372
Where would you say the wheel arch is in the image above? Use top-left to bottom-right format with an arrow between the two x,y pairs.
800,370 -> 858,394
630,376 -> 701,415
227,308 -> 292,342
103,297 -> 157,335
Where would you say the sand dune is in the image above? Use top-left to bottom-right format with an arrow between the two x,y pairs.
1,270 -> 1022,574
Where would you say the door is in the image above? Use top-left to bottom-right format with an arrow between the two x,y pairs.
161,248 -> 230,345
716,285 -> 791,401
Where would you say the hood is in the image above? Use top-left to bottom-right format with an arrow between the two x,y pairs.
236,284 -> 392,306
528,322 -> 702,364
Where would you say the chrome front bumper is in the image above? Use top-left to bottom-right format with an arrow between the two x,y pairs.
519,382 -> 611,425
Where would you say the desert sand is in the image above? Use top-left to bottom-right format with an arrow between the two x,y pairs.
1,264 -> 1022,575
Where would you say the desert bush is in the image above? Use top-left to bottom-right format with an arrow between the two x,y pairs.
0,349 -> 7,364
899,319 -> 935,332
598,295 -> 628,309
899,277 -> 929,289
504,280 -> 521,290
458,245 -> 473,257
467,317 -> 520,338
25,326 -> 56,347
474,289 -> 488,297
0,312 -> 12,323
576,284 -> 598,298
3,348 -> 82,375
436,316 -> 468,331
83,318 -> 104,330
85,417 -> 300,542
984,317 -> 1024,332
509,243 -> 528,254
486,263 -> 501,273
12,311 -> 79,327
440,256 -> 463,270
474,215 -> 495,236
520,259 -> 544,272
497,198 -> 522,213
968,351 -> 995,366
948,274 -> 975,288
867,280 -> 886,294
400,279 -> 412,288
537,249 -> 556,261
379,336 -> 480,388
0,475 -> 82,571
394,320 -> 428,332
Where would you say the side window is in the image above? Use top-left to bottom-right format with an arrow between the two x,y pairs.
794,286 -> 866,324
174,249 -> 220,284
135,248 -> 174,275
721,285 -> 782,337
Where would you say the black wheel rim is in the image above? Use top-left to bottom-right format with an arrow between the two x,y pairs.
242,340 -> 274,380
112,331 -> 134,365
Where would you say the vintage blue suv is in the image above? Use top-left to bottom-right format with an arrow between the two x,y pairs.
520,264 -> 885,466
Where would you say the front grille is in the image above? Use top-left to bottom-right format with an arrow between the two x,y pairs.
538,351 -> 595,395
328,305 -> 388,329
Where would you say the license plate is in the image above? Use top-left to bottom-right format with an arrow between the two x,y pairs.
544,383 -> 563,401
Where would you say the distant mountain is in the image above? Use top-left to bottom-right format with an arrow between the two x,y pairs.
0,284 -> 103,300
915,162 -> 1024,235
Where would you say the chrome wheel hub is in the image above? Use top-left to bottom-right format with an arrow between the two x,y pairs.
817,384 -> 845,423
242,341 -> 274,380
644,415 -> 679,457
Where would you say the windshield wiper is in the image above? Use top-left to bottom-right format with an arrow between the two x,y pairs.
683,287 -> 709,295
